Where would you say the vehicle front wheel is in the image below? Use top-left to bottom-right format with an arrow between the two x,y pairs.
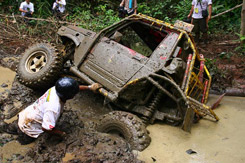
96,111 -> 151,151
17,42 -> 64,89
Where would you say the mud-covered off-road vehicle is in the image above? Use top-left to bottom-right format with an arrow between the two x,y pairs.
17,14 -> 220,151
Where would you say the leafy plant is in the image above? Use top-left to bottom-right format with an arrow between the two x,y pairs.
218,52 -> 233,59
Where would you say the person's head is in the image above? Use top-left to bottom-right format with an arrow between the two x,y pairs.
26,0 -> 30,4
55,77 -> 79,102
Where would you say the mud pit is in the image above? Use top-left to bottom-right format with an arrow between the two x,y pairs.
0,63 -> 245,163
0,38 -> 245,162
0,66 -> 141,162
137,95 -> 245,163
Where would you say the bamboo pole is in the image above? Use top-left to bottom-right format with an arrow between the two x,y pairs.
212,4 -> 243,19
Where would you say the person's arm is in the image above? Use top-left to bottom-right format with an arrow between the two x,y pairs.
79,83 -> 102,92
42,127 -> 66,136
120,0 -> 125,7
79,85 -> 90,91
42,110 -> 65,136
207,4 -> 212,22
188,5 -> 194,18
30,4 -> 34,14
52,2 -> 57,10
134,0 -> 137,14
19,8 -> 26,13
61,0 -> 66,6
19,3 -> 26,13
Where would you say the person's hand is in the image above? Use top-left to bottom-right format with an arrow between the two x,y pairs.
90,83 -> 102,92
207,15 -> 211,22
60,131 -> 66,137
188,14 -> 191,18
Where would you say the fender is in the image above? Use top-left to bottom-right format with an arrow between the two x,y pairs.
59,33 -> 80,47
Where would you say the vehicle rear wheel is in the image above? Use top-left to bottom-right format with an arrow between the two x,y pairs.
17,42 -> 63,89
96,111 -> 151,151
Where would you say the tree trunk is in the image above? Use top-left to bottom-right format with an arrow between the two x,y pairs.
241,0 -> 245,45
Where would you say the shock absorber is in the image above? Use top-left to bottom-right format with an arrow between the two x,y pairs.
141,91 -> 164,124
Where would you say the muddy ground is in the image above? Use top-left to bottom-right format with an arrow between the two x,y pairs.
0,20 -> 245,162
1,57 -> 245,163
0,65 -> 142,162
198,35 -> 245,95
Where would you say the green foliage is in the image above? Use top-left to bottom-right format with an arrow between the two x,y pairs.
0,0 -> 243,33
137,0 -> 179,22
174,0 -> 192,21
35,0 -> 52,18
205,58 -> 226,78
209,1 -> 242,33
218,52 -> 233,59
67,3 -> 120,32
233,33 -> 245,56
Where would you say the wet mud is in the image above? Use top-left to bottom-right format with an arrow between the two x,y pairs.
1,67 -> 245,163
0,59 -> 141,162
23,111 -> 140,162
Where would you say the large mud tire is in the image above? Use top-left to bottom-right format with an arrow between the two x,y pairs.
97,111 -> 151,151
17,42 -> 63,89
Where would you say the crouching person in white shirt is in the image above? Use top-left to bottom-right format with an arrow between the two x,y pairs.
0,77 -> 101,145
19,0 -> 34,17
52,0 -> 66,14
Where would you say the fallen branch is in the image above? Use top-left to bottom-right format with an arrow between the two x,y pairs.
0,13 -> 78,26
198,47 -> 215,55
217,40 -> 240,45
212,4 -> 243,19
12,13 -> 21,37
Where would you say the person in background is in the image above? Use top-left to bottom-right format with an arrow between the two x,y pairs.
52,0 -> 66,14
188,0 -> 212,44
19,0 -> 34,17
119,0 -> 137,18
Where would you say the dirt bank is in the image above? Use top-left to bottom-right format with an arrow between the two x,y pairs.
198,35 -> 245,96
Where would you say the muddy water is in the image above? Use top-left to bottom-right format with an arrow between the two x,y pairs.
0,66 -> 16,92
1,66 -> 245,162
138,95 -> 245,163
0,141 -> 34,162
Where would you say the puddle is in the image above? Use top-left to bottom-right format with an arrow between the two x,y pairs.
0,66 -> 16,92
62,153 -> 75,162
0,141 -> 34,162
138,95 -> 245,163
4,115 -> 18,124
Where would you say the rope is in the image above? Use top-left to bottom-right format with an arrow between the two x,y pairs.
211,3 -> 243,19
